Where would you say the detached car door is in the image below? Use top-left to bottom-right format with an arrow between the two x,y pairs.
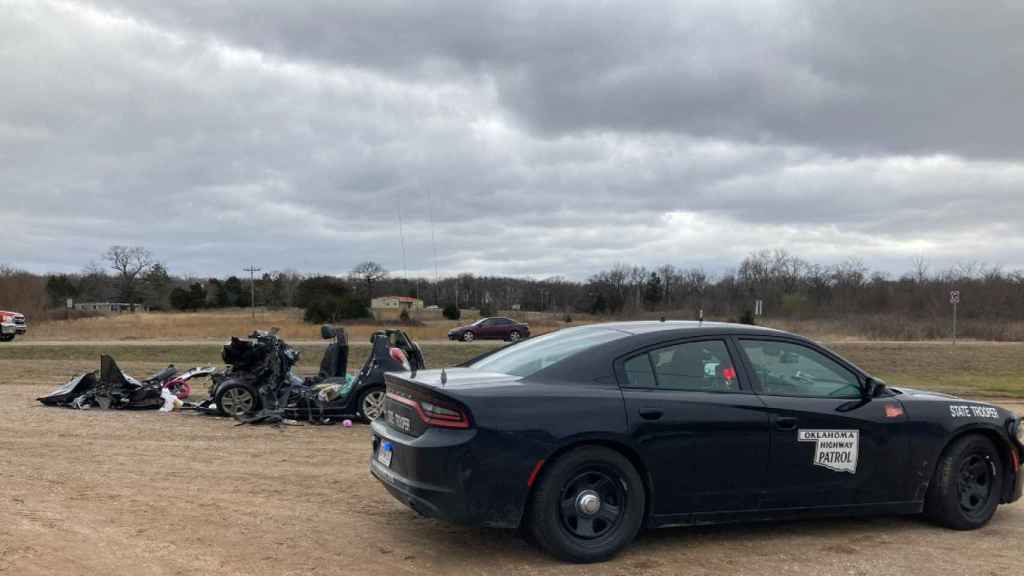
617,338 -> 770,522
734,337 -> 911,510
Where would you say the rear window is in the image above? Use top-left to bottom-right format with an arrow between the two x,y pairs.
469,327 -> 629,377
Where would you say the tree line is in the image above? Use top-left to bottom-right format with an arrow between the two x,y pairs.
2,247 -> 1023,329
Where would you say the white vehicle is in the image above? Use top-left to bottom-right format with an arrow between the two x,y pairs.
0,310 -> 27,342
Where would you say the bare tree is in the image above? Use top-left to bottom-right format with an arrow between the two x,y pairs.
910,256 -> 930,284
350,261 -> 388,301
104,246 -> 154,302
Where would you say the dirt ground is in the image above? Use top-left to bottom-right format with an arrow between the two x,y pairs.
2,357 -> 1024,575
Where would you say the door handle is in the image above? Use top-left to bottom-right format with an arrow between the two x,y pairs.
638,409 -> 663,421
774,416 -> 798,431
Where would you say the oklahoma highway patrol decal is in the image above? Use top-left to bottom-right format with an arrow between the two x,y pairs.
798,429 -> 860,474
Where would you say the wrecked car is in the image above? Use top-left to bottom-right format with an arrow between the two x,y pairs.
204,325 -> 424,423
38,355 -> 216,410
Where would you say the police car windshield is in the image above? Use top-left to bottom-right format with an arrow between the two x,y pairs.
469,327 -> 629,377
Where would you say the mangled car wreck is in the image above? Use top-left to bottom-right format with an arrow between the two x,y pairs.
201,325 -> 424,424
37,325 -> 424,426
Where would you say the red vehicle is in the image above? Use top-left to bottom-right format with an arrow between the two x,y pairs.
0,310 -> 26,342
448,316 -> 530,342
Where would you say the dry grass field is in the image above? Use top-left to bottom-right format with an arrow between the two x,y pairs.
9,308 -> 1024,398
25,308 -> 572,342
27,307 -> 1024,344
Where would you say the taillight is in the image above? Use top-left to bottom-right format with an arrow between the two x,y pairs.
420,400 -> 466,425
386,389 -> 471,429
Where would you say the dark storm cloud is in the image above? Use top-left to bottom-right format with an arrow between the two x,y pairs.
91,0 -> 1024,159
2,0 -> 1024,279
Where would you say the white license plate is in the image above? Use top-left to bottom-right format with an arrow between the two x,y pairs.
377,441 -> 393,467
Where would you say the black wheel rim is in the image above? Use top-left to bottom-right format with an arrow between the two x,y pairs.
558,467 -> 627,540
957,453 -> 994,517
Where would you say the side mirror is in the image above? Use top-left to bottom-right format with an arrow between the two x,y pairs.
862,376 -> 886,398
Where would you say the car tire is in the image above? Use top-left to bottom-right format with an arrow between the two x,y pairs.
526,446 -> 645,563
358,387 -> 386,422
508,330 -> 521,342
462,331 -> 475,342
214,381 -> 258,417
925,433 -> 1003,530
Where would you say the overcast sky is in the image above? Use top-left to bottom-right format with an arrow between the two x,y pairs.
4,0 -> 1024,279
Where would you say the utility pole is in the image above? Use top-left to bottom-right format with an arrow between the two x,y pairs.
950,289 -> 961,345
397,198 -> 408,282
244,265 -> 261,319
427,188 -> 440,304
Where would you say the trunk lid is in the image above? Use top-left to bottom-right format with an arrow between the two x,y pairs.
382,369 -> 519,437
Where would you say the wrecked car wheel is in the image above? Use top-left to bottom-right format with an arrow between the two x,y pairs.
216,382 -> 257,417
359,387 -> 386,422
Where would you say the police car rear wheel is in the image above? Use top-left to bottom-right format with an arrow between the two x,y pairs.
925,434 -> 1003,530
526,446 -> 644,563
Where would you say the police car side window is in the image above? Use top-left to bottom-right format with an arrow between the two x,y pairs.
623,354 -> 656,387
650,340 -> 738,392
739,340 -> 861,399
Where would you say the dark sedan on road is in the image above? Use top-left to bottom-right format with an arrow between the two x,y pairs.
447,316 -> 530,342
372,321 -> 1024,562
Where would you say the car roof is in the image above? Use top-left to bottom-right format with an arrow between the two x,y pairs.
567,320 -> 788,337
527,320 -> 835,384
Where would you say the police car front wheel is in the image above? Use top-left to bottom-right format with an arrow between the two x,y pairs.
925,433 -> 1003,530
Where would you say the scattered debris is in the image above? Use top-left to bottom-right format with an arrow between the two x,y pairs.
38,356 -> 217,410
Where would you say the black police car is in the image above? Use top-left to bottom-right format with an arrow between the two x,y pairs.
370,322 -> 1023,563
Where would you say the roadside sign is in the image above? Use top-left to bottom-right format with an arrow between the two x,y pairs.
950,290 -> 960,345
